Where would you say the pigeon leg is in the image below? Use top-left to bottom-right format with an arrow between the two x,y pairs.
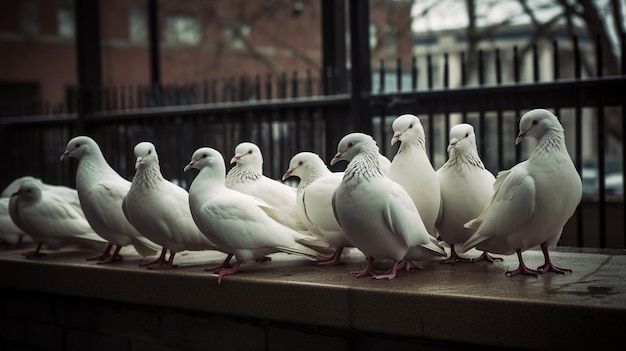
217,260 -> 243,285
14,234 -> 25,249
472,251 -> 503,263
149,251 -> 177,270
140,247 -> 167,267
537,242 -> 572,274
97,245 -> 123,264
441,244 -> 472,264
349,256 -> 376,278
205,254 -> 234,273
86,243 -> 113,261
22,243 -> 46,258
506,249 -> 538,277
398,260 -> 424,271
317,247 -> 344,266
373,260 -> 399,280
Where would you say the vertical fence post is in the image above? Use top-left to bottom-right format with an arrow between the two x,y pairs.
348,0 -> 372,135
75,0 -> 103,131
148,0 -> 161,88
321,0 -> 347,95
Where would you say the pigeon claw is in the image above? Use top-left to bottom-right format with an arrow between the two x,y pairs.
537,263 -> 572,275
216,261 -> 242,285
472,251 -> 503,264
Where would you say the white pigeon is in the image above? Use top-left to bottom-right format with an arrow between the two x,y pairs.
436,123 -> 501,263
331,133 -> 446,280
1,176 -> 38,198
1,176 -> 82,247
283,152 -> 351,265
386,114 -> 441,237
224,142 -> 312,234
2,176 -> 84,216
122,142 -> 221,269
9,179 -> 108,257
186,147 -> 330,285
0,197 -> 32,247
462,109 -> 582,276
61,136 -> 159,263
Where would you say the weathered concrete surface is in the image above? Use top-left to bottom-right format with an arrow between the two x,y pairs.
0,245 -> 624,350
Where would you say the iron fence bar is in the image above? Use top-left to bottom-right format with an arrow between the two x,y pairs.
396,57 -> 402,91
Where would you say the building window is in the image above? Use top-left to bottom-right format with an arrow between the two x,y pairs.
383,24 -> 397,54
57,0 -> 74,38
129,7 -> 147,43
165,14 -> 201,45
223,24 -> 251,49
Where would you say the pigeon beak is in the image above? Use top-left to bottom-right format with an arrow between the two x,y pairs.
282,169 -> 293,181
184,161 -> 195,172
447,139 -> 458,153
135,157 -> 143,169
230,154 -> 242,164
391,131 -> 402,145
330,152 -> 343,166
515,130 -> 527,145
60,151 -> 69,161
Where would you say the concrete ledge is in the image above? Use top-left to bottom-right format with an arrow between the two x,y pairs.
0,245 -> 625,349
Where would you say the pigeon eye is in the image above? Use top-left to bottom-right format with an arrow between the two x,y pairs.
532,119 -> 538,125
148,150 -> 152,155
202,154 -> 207,158
75,143 -> 81,148
409,123 -> 413,128
347,142 -> 353,148
248,149 -> 253,154
298,161 -> 303,166
464,132 -> 469,138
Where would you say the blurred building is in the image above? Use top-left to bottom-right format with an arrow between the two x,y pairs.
0,0 -> 413,114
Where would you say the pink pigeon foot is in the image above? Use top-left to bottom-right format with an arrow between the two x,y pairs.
217,261 -> 242,285
148,252 -> 177,270
86,243 -> 113,261
22,243 -> 45,258
373,260 -> 400,280
97,245 -> 123,264
205,254 -> 234,273
398,260 -> 424,271
506,249 -> 538,277
317,247 -> 345,266
22,243 -> 46,258
472,251 -> 503,264
349,256 -> 376,278
140,247 -> 167,267
440,244 -> 472,264
537,242 -> 572,274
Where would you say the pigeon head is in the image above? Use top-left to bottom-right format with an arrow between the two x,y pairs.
391,114 -> 425,146
283,152 -> 323,181
231,142 -> 262,166
185,147 -> 226,176
447,123 -> 477,153
133,142 -> 159,170
60,136 -> 99,161
330,133 -> 378,165
515,109 -> 563,145
11,179 -> 43,203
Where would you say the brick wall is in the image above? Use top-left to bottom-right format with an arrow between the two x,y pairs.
0,288 -> 493,351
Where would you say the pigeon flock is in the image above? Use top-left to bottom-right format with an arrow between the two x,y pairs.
0,108 -> 582,284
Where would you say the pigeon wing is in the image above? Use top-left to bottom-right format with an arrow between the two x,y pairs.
463,166 -> 535,250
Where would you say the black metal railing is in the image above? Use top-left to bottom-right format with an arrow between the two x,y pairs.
1,34 -> 624,249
